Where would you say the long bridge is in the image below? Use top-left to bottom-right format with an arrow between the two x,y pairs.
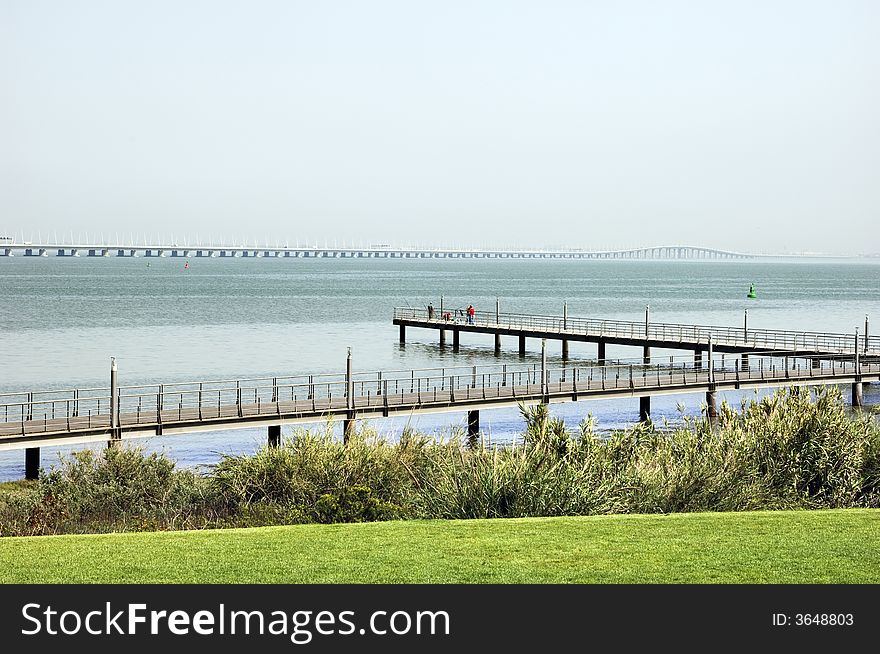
2,307 -> 876,479
0,240 -> 794,260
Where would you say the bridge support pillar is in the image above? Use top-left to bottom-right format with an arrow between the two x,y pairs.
494,332 -> 501,354
439,328 -> 446,346
852,382 -> 863,408
706,390 -> 718,423
399,324 -> 405,344
562,340 -> 569,360
694,350 -> 703,370
268,424 -> 281,448
597,340 -> 606,366
639,396 -> 650,423
519,334 -> 526,356
643,346 -> 651,365
453,329 -> 460,350
25,448 -> 40,481
467,409 -> 480,448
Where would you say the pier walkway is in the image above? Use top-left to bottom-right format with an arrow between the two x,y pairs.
393,306 -> 878,360
2,350 -> 877,479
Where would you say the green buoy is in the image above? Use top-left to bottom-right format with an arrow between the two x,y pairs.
747,283 -> 757,299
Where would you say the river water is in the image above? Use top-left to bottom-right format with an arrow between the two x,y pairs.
1,256 -> 878,480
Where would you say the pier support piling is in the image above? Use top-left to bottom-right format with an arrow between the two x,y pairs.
453,329 -> 460,350
598,340 -> 606,366
25,448 -> 40,480
344,417 -> 356,442
706,390 -> 718,422
562,340 -> 569,360
643,346 -> 651,365
268,424 -> 281,448
399,324 -> 405,344
467,409 -> 480,448
852,382 -> 863,408
639,396 -> 650,423
494,332 -> 501,354
519,334 -> 526,356
439,328 -> 446,346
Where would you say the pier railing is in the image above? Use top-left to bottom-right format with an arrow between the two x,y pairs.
393,307 -> 879,355
2,351 -> 876,439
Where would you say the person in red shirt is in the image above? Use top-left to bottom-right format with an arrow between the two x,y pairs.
467,304 -> 475,324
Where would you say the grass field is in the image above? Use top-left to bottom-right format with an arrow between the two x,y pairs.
1,509 -> 877,583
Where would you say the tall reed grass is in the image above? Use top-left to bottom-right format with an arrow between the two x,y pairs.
1,386 -> 877,536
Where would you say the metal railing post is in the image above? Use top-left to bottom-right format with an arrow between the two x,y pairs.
541,339 -> 547,400
855,328 -> 861,377
708,336 -> 714,384
346,347 -> 353,412
158,384 -> 164,425
110,357 -> 119,440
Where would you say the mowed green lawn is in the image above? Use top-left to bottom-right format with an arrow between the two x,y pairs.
1,509 -> 877,584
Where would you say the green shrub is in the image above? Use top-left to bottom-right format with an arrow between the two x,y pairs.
312,485 -> 400,523
210,424 -> 429,515
1,447 -> 225,536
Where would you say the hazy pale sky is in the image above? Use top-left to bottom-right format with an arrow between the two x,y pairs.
2,1 -> 878,253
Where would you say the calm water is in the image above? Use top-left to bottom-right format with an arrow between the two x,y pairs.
1,256 -> 878,480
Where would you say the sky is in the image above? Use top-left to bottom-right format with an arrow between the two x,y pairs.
1,1 -> 878,254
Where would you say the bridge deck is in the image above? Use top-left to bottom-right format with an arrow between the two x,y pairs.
1,243 -> 763,259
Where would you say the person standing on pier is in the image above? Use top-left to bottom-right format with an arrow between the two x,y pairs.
467,304 -> 475,325
427,303 -> 435,319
